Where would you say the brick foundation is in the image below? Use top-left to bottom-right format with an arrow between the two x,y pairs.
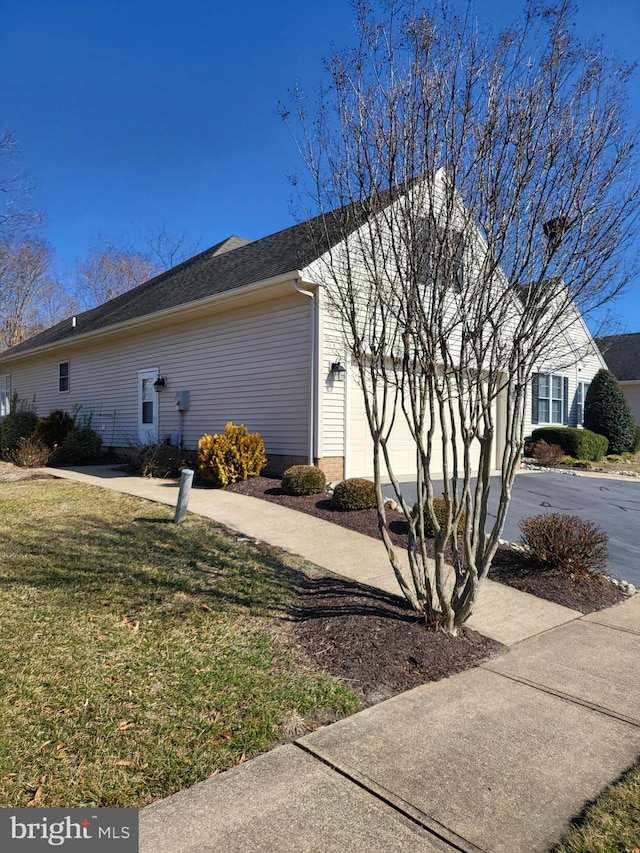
315,456 -> 345,482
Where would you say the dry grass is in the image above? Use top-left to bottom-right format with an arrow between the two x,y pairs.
0,478 -> 358,808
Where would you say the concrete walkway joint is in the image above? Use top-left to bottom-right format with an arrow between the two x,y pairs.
37,466 -> 640,852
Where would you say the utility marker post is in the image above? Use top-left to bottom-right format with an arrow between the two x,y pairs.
174,468 -> 194,524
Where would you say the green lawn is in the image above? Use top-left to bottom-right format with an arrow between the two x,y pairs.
0,479 -> 358,808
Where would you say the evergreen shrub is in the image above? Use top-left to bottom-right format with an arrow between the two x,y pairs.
332,477 -> 377,510
0,391 -> 38,451
530,426 -> 608,461
281,465 -> 326,495
414,496 -> 466,537
583,369 -> 636,455
198,423 -> 266,487
34,409 -> 74,449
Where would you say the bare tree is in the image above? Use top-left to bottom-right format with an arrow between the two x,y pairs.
0,238 -> 70,350
0,131 -> 41,239
286,0 -> 640,633
75,240 -> 161,308
141,227 -> 201,270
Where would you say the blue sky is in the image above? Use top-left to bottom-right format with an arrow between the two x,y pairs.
1,0 -> 639,332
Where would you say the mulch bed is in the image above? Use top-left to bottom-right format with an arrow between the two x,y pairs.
226,475 -> 627,609
286,570 -> 505,706
227,474 -> 629,706
488,547 -> 626,614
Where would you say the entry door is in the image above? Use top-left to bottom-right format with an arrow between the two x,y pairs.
138,369 -> 158,444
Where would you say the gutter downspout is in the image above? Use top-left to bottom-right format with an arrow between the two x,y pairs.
292,280 -> 317,466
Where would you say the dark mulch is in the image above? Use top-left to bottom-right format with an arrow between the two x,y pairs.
488,547 -> 626,614
227,474 -> 628,708
287,570 -> 505,706
228,475 -> 628,613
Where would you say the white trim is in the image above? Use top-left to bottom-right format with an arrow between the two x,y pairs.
138,368 -> 159,444
0,374 -> 10,417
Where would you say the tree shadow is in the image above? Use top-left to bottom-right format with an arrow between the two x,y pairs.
288,573 -> 421,624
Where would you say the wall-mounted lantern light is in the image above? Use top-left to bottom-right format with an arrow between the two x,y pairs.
153,376 -> 167,392
330,361 -> 347,381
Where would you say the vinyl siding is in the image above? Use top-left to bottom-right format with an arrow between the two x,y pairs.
523,310 -> 605,438
318,306 -> 348,457
620,381 -> 640,423
1,291 -> 311,455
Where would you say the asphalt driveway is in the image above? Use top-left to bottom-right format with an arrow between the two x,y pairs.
384,471 -> 640,587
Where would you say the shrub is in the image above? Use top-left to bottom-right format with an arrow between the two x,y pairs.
633,425 -> 640,454
529,439 -> 564,467
4,436 -> 53,468
414,496 -> 466,537
0,391 -> 38,451
584,369 -> 636,455
282,465 -> 326,495
198,423 -> 267,487
530,426 -> 608,461
51,427 -> 103,465
519,513 -> 608,574
33,409 -> 74,449
332,477 -> 377,510
123,443 -> 195,478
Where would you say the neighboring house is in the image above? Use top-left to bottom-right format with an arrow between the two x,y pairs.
595,332 -> 640,422
523,295 -> 607,439
0,194 -> 605,480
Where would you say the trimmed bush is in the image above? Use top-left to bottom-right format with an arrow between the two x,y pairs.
282,465 -> 326,496
4,436 -> 53,468
530,426 -> 608,461
530,439 -> 564,467
414,496 -> 466,537
633,425 -> 640,454
584,369 -> 636,455
33,409 -> 74,449
332,477 -> 377,510
198,422 -> 267,487
519,513 -> 608,574
0,391 -> 38,451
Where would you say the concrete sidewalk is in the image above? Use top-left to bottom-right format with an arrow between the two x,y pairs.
40,466 -> 640,851
42,464 -> 581,645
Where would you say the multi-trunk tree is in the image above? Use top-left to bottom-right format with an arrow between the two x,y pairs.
286,0 -> 640,633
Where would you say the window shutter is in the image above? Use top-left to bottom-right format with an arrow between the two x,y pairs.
563,377 -> 569,425
531,375 -> 539,424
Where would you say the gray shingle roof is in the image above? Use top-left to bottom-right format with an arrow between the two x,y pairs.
3,204 -> 366,357
595,333 -> 640,381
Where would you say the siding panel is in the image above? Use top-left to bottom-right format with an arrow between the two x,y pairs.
2,293 -> 311,456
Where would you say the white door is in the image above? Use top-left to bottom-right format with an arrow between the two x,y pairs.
138,369 -> 158,444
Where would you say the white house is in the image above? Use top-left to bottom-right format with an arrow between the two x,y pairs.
0,193 -> 605,480
523,295 -> 607,438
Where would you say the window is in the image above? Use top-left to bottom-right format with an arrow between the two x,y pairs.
575,381 -> 590,426
531,373 -> 568,425
0,374 -> 9,417
59,361 -> 69,393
